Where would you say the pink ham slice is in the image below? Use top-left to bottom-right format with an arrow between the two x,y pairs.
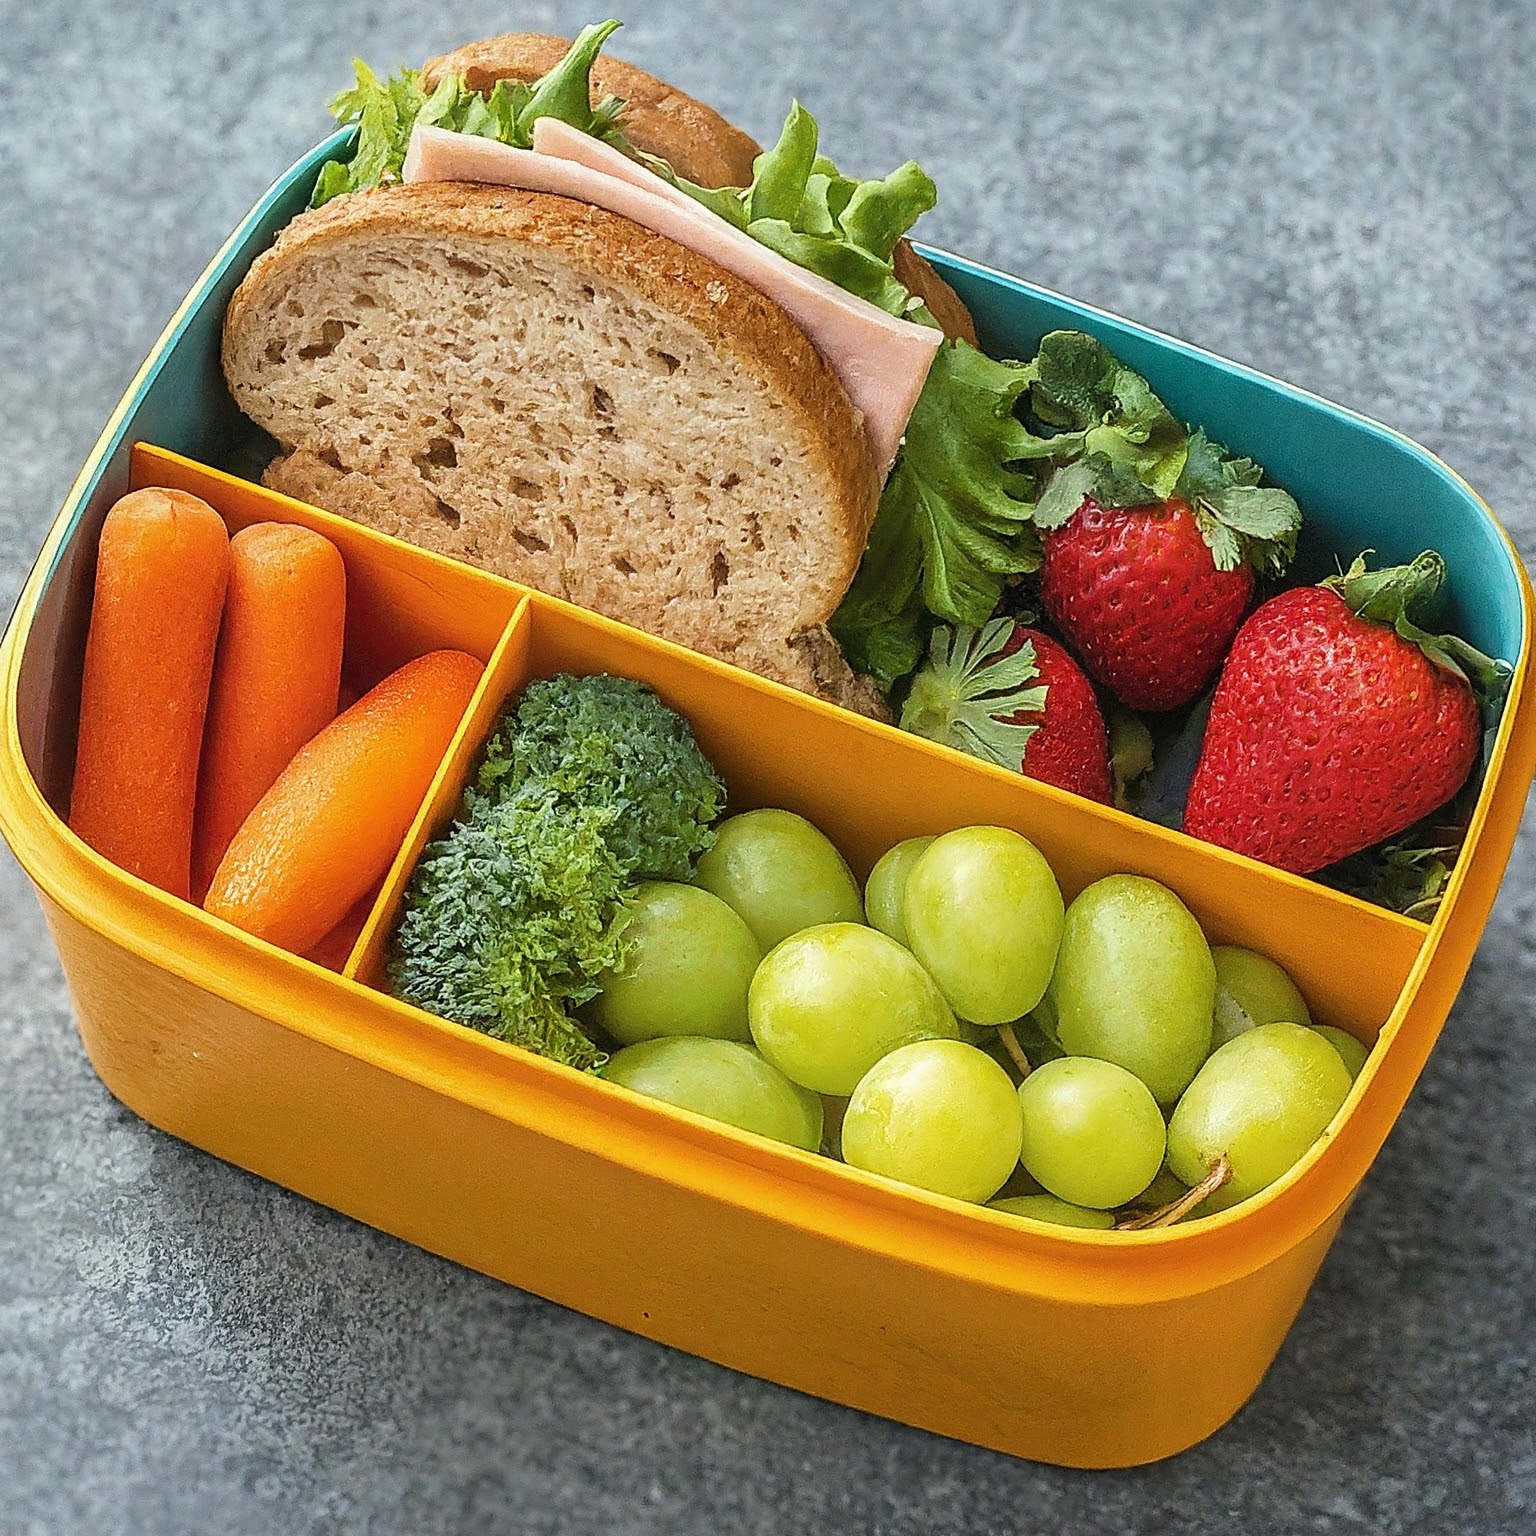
401,121 -> 942,475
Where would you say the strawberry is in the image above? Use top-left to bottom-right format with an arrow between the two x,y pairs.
1038,496 -> 1254,712
1183,552 -> 1501,874
1027,411 -> 1305,713
901,619 -> 1112,802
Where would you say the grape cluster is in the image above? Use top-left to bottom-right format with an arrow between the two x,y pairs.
589,812 -> 1365,1229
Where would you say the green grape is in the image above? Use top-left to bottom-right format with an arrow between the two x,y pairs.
902,826 -> 1065,1024
841,1039 -> 1023,1203
693,808 -> 863,951
1016,1057 -> 1166,1209
1030,990 -> 1061,1044
602,1037 -> 823,1151
748,922 -> 958,1094
1167,1023 -> 1353,1202
1049,875 -> 1214,1104
987,1194 -> 1116,1230
1210,945 -> 1312,1050
991,1163 -> 1046,1201
587,882 -> 759,1046
1311,1025 -> 1370,1081
864,835 -> 935,947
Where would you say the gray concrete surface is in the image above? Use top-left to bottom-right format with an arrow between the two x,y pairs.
3,0 -> 1534,1531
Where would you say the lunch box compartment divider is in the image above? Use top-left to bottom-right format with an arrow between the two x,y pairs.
342,594 -> 535,987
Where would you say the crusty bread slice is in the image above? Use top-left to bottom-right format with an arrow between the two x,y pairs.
421,32 -> 978,345
222,182 -> 888,712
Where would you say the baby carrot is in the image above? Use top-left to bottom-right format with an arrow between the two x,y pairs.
203,649 -> 483,953
70,488 -> 230,899
193,522 -> 347,898
304,886 -> 381,973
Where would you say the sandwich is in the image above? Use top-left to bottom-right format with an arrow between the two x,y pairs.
222,21 -> 1014,714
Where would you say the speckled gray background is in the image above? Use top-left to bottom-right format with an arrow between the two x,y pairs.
3,1 -> 1534,1532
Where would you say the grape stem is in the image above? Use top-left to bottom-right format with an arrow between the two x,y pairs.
997,1022 -> 1032,1079
1116,1155 -> 1233,1231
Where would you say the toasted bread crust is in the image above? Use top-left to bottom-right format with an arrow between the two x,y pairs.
421,32 -> 762,189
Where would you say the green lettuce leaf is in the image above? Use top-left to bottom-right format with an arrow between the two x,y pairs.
746,101 -> 819,224
829,342 -> 1047,688
310,19 -> 631,207
656,101 -> 937,320
823,475 -> 930,689
1317,828 -> 1460,920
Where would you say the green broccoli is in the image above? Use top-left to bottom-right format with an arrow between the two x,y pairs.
474,674 -> 726,881
390,675 -> 725,1069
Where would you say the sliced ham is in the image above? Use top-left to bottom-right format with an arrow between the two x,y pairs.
401,122 -> 942,474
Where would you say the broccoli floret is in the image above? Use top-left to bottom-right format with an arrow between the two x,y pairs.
390,674 -> 724,1069
474,674 -> 725,879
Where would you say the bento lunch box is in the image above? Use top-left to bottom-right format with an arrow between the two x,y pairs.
3,130 -> 1532,1469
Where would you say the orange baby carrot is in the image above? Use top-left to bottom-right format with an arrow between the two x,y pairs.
203,649 -> 483,953
192,522 -> 347,898
70,487 -> 230,899
304,885 -> 381,973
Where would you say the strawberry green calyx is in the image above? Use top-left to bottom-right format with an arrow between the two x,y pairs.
1323,552 -> 1511,701
900,618 -> 1048,768
1027,350 -> 1303,581
1028,331 -> 1188,500
1321,834 -> 1459,920
1173,429 -> 1302,577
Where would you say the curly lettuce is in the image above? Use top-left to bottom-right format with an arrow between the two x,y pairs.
310,19 -> 631,207
830,343 -> 1046,689
652,101 -> 936,318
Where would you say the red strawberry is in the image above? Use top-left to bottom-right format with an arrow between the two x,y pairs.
1038,497 -> 1253,713
1184,553 -> 1494,874
901,619 -> 1112,802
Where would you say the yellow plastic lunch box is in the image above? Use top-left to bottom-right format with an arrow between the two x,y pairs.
2,132 -> 1532,1468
